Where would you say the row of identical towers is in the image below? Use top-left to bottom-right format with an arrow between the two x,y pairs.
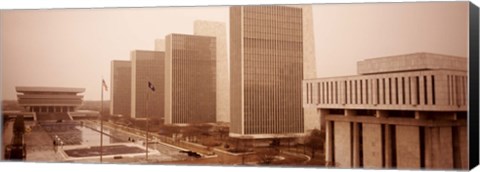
110,20 -> 228,124
111,5 -> 318,139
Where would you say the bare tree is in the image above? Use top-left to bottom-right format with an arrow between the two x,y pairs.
305,128 -> 325,158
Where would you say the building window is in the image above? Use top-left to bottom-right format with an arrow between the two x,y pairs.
350,80 -> 353,104
376,78 -> 380,105
424,75 -> 428,105
388,78 -> 392,104
395,77 -> 398,105
402,77 -> 405,104
431,75 -> 435,105
344,80 -> 348,104
382,78 -> 386,104
335,81 -> 338,104
416,76 -> 420,105
360,80 -> 363,104
355,80 -> 358,104
366,79 -> 369,104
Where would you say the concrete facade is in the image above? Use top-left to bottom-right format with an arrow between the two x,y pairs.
194,20 -> 230,123
304,53 -> 468,170
130,50 -> 164,120
164,34 -> 216,124
16,87 -> 85,113
229,5 -> 316,139
110,60 -> 131,117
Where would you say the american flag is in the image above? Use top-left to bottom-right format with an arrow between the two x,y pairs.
102,79 -> 108,91
148,81 -> 155,92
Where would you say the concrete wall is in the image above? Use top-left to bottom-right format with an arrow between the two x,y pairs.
362,123 -> 383,168
334,121 -> 352,168
395,125 -> 420,169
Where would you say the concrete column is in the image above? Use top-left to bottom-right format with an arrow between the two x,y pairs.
425,126 -> 454,169
353,122 -> 361,168
325,120 -> 333,166
411,76 -> 417,105
347,81 -> 350,104
396,125 -> 420,169
399,77 -> 404,104
334,121 -> 352,168
362,123 -> 383,168
459,126 -> 468,169
426,75 -> 433,105
419,76 -> 425,105
406,77 -> 411,105
385,78 -> 391,105
380,78 -> 384,105
384,125 -> 393,168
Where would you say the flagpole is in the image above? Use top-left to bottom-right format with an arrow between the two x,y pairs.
100,79 -> 104,163
145,90 -> 149,161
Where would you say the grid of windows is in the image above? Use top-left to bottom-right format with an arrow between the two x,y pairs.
166,34 -> 216,124
111,61 -> 131,117
131,50 -> 164,119
232,6 -> 305,135
304,72 -> 468,109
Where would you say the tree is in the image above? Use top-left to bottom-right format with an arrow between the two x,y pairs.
305,129 -> 325,158
257,148 -> 279,165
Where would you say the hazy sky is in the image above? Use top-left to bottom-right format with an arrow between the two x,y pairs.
1,2 -> 468,100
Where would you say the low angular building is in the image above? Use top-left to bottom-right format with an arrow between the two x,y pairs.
130,50 -> 165,120
302,52 -> 468,170
164,33 -> 217,124
15,86 -> 85,121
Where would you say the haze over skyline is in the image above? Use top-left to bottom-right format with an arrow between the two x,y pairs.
1,2 -> 468,100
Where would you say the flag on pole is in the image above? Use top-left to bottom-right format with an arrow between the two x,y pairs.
102,79 -> 108,91
148,81 -> 155,92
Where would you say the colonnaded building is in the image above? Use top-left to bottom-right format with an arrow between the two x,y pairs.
303,52 -> 468,170
164,33 -> 217,124
229,5 -> 317,139
15,86 -> 86,121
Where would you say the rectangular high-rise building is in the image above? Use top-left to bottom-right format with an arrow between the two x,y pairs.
130,50 -> 164,120
110,60 -> 131,117
164,34 -> 216,124
194,20 -> 229,123
229,5 -> 317,139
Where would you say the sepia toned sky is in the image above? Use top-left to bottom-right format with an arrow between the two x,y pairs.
1,2 -> 469,100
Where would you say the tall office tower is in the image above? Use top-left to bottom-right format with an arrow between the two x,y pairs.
194,20 -> 230,123
229,5 -> 316,139
164,34 -> 217,124
130,50 -> 164,120
110,60 -> 131,117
